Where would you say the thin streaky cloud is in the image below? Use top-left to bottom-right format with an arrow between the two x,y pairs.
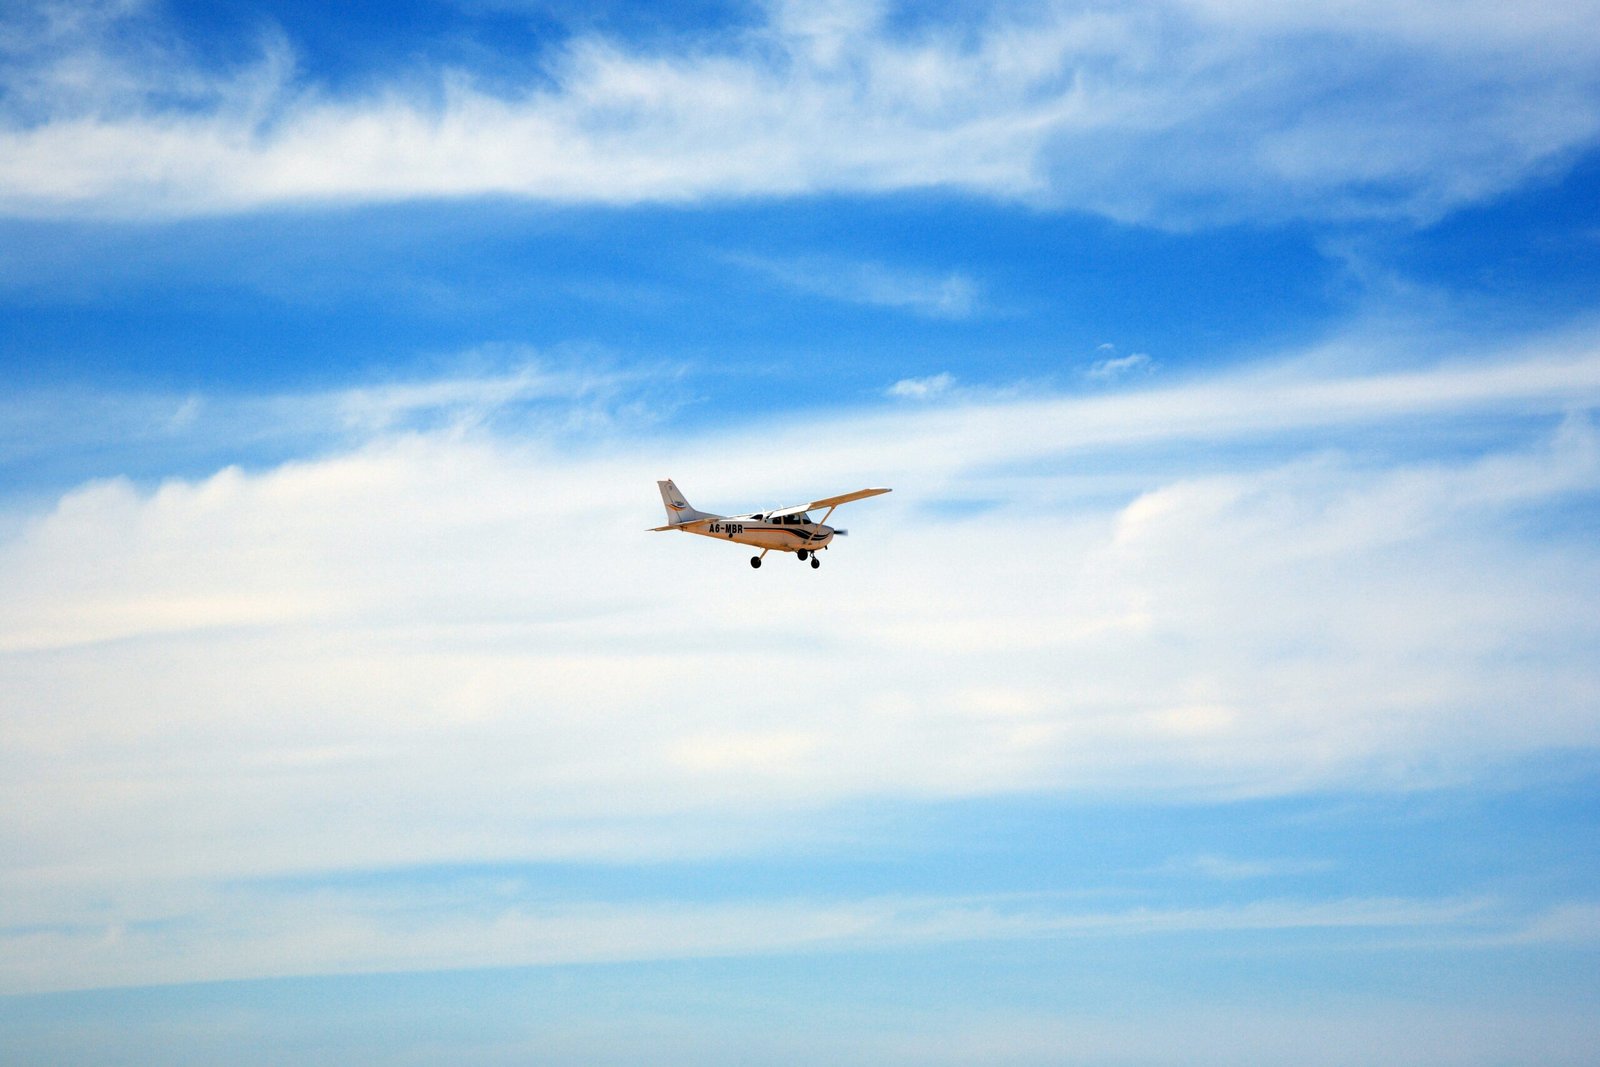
0,883 -> 1499,995
731,253 -> 984,319
1160,853 -> 1336,880
749,337 -> 1600,483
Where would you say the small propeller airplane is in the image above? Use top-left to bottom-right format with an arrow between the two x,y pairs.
650,479 -> 891,569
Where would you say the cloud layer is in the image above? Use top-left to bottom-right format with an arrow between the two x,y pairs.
3,0 -> 1599,221
4,333 -> 1599,991
0,334 -> 1593,831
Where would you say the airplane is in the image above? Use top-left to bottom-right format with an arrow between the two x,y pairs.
650,479 -> 891,569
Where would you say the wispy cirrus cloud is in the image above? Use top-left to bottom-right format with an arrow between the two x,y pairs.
1087,347 -> 1154,382
1161,853 -> 1335,880
0,347 -> 669,486
3,0 -> 1599,222
731,254 -> 983,319
0,874 -> 1502,995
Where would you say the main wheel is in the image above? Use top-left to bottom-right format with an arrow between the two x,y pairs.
797,549 -> 810,561
810,557 -> 821,569
750,556 -> 762,569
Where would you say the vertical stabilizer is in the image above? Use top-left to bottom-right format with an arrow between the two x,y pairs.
657,479 -> 717,525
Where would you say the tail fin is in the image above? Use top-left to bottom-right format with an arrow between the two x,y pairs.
657,479 -> 717,526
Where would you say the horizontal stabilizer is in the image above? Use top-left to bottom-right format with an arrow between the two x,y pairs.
649,516 -> 717,532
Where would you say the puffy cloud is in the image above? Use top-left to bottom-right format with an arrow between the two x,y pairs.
3,329 -> 1599,990
4,340 -> 1598,831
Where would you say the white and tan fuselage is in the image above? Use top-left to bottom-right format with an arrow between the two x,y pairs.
686,515 -> 836,554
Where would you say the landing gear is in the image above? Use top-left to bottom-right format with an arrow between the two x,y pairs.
810,556 -> 821,569
797,549 -> 810,561
750,556 -> 762,569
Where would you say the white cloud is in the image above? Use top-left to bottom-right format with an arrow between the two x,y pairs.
1163,854 -> 1335,880
2,0 -> 1599,221
0,877 -> 1496,995
2,329 -> 1600,991
887,372 -> 955,399
0,348 -> 661,475
1087,351 -> 1153,381
735,254 -> 983,318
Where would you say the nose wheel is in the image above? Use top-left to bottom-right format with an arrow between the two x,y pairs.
810,557 -> 821,569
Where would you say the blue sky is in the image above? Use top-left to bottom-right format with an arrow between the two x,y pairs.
3,1 -> 1600,1063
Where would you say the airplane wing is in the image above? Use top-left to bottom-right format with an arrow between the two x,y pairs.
768,487 -> 892,518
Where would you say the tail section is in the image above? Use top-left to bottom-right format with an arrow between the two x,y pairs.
656,479 -> 718,526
